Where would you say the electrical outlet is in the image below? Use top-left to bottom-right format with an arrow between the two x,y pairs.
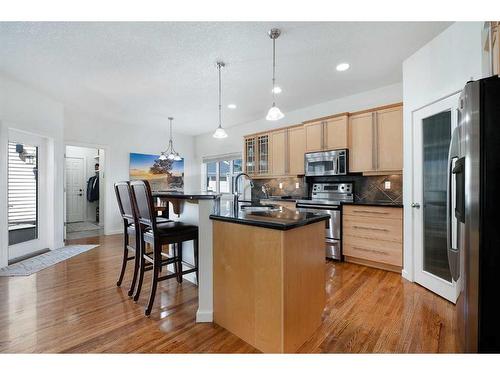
279,182 -> 283,189
295,182 -> 300,189
384,181 -> 391,190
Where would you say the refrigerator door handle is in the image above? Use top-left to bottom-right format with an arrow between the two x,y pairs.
447,127 -> 460,282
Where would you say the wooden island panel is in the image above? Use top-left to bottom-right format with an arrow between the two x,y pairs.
213,220 -> 325,353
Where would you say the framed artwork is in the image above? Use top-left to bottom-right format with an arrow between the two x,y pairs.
129,153 -> 184,191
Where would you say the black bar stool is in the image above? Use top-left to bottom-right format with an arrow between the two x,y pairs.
130,180 -> 199,316
114,181 -> 171,297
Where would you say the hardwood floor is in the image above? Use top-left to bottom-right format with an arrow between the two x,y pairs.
0,234 -> 458,353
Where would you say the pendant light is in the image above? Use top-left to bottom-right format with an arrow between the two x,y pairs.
159,117 -> 182,161
213,61 -> 228,139
266,28 -> 284,121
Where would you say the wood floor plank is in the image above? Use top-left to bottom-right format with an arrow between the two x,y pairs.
0,234 -> 458,353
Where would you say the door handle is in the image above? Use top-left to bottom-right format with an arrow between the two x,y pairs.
411,203 -> 420,208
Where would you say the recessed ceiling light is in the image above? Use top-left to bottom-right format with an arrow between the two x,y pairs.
271,86 -> 282,94
227,104 -> 237,109
336,63 -> 350,72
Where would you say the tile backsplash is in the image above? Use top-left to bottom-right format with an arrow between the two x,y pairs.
252,174 -> 402,204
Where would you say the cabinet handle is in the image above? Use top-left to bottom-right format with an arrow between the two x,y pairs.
352,246 -> 388,256
353,225 -> 388,232
352,209 -> 389,215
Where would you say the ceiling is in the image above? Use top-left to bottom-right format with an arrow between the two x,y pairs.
0,22 -> 451,135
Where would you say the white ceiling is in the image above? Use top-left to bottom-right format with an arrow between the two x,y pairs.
0,22 -> 451,135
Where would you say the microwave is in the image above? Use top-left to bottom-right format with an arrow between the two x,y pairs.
304,149 -> 348,176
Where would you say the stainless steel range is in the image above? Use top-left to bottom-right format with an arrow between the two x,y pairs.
296,182 -> 353,260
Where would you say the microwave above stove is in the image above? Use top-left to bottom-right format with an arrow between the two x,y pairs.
305,149 -> 348,177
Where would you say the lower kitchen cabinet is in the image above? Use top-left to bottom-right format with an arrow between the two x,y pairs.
342,205 -> 403,272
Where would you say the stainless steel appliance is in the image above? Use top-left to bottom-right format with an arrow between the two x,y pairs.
305,149 -> 347,176
447,76 -> 500,352
297,182 -> 353,260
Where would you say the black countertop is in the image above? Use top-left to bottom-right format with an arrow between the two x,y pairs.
342,201 -> 404,208
210,203 -> 330,231
153,191 -> 221,200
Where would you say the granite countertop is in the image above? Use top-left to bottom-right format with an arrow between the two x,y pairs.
209,202 -> 330,230
342,201 -> 404,208
260,196 -> 307,202
153,191 -> 222,200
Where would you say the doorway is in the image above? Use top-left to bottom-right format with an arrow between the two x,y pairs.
7,129 -> 50,263
412,93 -> 460,303
64,145 -> 105,240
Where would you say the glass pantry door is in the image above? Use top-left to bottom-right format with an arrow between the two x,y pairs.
412,93 -> 459,303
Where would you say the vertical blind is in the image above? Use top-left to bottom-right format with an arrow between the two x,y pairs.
8,142 -> 38,230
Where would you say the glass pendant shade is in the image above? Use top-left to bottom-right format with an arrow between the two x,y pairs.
266,103 -> 284,121
158,152 -> 167,161
213,126 -> 228,139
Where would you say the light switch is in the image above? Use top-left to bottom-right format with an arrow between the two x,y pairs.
279,182 -> 283,189
384,181 -> 391,190
295,182 -> 300,189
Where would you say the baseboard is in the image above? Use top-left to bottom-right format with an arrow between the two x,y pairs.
196,309 -> 213,323
401,268 -> 412,282
104,228 -> 122,236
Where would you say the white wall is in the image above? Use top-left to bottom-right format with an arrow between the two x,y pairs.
195,82 -> 403,163
0,73 -> 65,267
64,108 -> 197,235
402,22 -> 484,281
65,145 -> 101,223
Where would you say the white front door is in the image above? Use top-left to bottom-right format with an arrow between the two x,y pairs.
65,157 -> 85,223
412,93 -> 460,303
7,129 -> 48,260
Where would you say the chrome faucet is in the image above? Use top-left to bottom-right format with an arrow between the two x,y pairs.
233,172 -> 254,211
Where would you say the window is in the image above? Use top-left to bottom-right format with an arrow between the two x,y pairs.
203,155 -> 242,194
8,142 -> 39,245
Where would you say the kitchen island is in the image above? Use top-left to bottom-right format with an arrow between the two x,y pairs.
210,203 -> 329,353
153,191 -> 220,323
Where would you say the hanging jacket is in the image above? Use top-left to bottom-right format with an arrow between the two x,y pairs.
87,175 -> 99,202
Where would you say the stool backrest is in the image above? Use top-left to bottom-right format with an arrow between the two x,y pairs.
114,181 -> 136,225
130,179 -> 157,231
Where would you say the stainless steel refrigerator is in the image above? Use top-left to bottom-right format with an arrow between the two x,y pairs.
448,76 -> 500,353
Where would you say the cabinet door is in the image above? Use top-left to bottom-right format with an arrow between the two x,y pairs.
271,130 -> 287,176
304,121 -> 323,152
376,106 -> 403,172
244,137 -> 256,175
257,134 -> 270,175
325,115 -> 348,150
349,112 -> 374,173
288,126 -> 306,175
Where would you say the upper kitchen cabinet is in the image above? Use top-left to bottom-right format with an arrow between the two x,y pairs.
324,114 -> 349,150
349,111 -> 374,173
244,136 -> 257,175
349,104 -> 403,174
376,106 -> 403,172
271,129 -> 287,176
288,126 -> 306,175
257,133 -> 270,176
304,121 -> 323,152
304,114 -> 349,153
244,133 -> 271,177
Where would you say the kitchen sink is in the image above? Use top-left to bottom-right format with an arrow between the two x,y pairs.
240,204 -> 279,212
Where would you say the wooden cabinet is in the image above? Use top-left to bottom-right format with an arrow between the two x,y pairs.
348,104 -> 403,174
304,114 -> 348,153
325,115 -> 348,150
377,106 -> 403,172
349,111 -> 374,173
270,129 -> 287,176
304,121 -> 323,152
257,134 -> 270,176
288,126 -> 306,175
244,136 -> 256,175
342,205 -> 403,272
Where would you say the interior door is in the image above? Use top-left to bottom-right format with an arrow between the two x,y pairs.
412,93 -> 460,302
65,157 -> 85,223
7,129 -> 48,261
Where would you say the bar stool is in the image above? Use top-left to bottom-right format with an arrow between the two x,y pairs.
114,181 -> 171,297
130,180 -> 199,316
